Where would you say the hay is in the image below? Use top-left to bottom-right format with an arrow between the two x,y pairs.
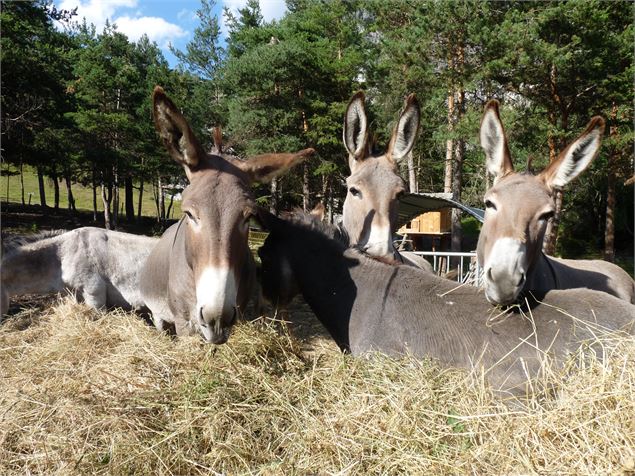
0,298 -> 633,475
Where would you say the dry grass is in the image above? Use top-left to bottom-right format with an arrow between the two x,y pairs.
0,298 -> 634,475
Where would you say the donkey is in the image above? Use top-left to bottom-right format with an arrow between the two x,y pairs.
1,227 -> 158,316
256,209 -> 635,395
478,99 -> 634,305
140,86 -> 313,344
342,92 -> 433,272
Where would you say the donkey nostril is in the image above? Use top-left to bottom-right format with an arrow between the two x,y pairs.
198,307 -> 208,327
486,268 -> 493,281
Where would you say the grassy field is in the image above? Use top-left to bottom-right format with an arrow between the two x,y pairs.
1,164 -> 182,219
0,298 -> 633,475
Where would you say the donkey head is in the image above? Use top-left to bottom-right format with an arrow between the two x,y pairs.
342,92 -> 420,259
153,86 -> 313,343
256,205 -> 343,309
477,99 -> 605,305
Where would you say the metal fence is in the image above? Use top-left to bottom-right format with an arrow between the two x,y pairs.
410,251 -> 483,286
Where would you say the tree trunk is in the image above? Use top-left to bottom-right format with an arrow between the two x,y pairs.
302,162 -> 310,212
450,43 -> 465,253
152,179 -> 160,223
101,182 -> 113,230
543,190 -> 563,256
51,168 -> 60,211
92,167 -> 98,222
19,156 -> 25,205
137,180 -> 144,222
166,192 -> 175,219
406,150 -> 417,193
270,177 -> 278,214
321,173 -> 329,214
451,132 -> 465,253
125,175 -> 135,223
604,102 -> 618,262
112,167 -> 119,229
444,68 -> 455,194
5,167 -> 10,203
64,171 -> 76,212
158,177 -> 166,223
443,51 -> 455,193
543,63 -> 568,255
37,165 -> 47,209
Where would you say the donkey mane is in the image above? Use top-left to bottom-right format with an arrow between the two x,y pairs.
277,210 -> 405,267
279,210 -> 351,248
2,230 -> 67,256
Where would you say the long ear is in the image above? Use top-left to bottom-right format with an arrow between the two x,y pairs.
387,93 -> 420,163
343,91 -> 368,168
236,148 -> 315,183
480,99 -> 513,181
152,86 -> 205,179
310,202 -> 325,221
211,126 -> 223,154
539,116 -> 605,189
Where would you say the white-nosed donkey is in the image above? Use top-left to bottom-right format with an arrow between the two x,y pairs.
140,87 -> 314,343
477,99 -> 634,305
342,92 -> 433,272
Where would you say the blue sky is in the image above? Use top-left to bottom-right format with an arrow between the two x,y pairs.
54,0 -> 288,68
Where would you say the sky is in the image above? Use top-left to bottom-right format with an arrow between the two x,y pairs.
54,0 -> 288,68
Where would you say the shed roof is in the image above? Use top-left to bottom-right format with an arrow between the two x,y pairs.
398,192 -> 485,227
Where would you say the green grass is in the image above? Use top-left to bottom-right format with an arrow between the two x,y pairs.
1,164 -> 182,218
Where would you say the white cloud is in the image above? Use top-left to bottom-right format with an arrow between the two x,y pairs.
221,0 -> 287,35
59,0 -> 137,30
115,16 -> 187,46
58,0 -> 187,48
177,8 -> 197,22
258,0 -> 287,22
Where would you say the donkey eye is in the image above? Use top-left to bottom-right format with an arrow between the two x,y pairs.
484,199 -> 497,211
539,211 -> 555,222
349,187 -> 362,198
184,210 -> 197,223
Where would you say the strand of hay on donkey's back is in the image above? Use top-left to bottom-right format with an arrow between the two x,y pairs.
0,298 -> 633,475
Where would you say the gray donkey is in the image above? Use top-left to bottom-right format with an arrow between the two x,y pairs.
342,92 -> 433,271
478,99 -> 634,305
257,209 -> 635,395
1,227 -> 158,316
140,87 -> 313,344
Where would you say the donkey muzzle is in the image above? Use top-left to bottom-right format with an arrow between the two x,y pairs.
197,306 -> 237,344
483,238 -> 528,305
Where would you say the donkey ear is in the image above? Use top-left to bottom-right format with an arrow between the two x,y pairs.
539,116 -> 605,189
480,99 -> 513,181
387,93 -> 420,163
310,202 -> 326,221
211,126 -> 223,154
343,91 -> 368,168
152,86 -> 205,179
237,148 -> 315,184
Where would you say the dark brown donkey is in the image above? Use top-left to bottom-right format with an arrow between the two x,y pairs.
477,100 -> 634,305
342,92 -> 432,271
257,209 -> 635,395
141,87 -> 313,343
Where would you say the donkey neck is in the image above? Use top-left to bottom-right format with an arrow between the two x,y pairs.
284,238 -> 356,351
526,252 -> 559,292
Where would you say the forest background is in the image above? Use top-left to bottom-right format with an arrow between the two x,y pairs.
1,0 -> 633,263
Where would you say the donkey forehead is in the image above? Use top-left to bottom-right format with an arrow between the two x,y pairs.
182,167 -> 254,212
348,158 -> 404,190
488,173 -> 553,210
